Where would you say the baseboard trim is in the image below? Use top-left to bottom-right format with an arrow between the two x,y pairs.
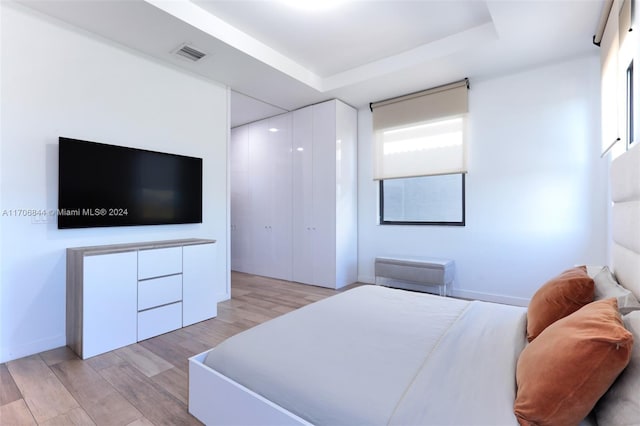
450,289 -> 529,307
0,334 -> 66,363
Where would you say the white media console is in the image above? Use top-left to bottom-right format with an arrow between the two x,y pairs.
66,238 -> 218,359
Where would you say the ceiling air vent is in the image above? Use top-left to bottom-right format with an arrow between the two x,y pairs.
173,44 -> 207,62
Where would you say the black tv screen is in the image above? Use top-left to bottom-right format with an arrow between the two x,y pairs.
58,137 -> 202,229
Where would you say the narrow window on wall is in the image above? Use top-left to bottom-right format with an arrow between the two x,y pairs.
627,61 -> 635,147
371,79 -> 469,226
598,0 -> 635,157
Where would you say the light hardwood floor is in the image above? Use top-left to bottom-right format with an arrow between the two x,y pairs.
0,272 -> 353,426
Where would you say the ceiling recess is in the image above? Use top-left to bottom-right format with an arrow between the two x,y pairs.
174,44 -> 207,62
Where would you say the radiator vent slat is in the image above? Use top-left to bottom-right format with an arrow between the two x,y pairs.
174,44 -> 206,62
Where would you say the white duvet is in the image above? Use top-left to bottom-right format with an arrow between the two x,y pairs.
204,285 -> 527,426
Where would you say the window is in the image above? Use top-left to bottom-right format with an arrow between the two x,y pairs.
627,60 -> 635,148
598,0 -> 635,157
380,174 -> 465,225
371,79 -> 469,226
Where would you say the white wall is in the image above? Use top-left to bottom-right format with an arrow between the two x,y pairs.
358,55 -> 608,305
0,3 -> 229,362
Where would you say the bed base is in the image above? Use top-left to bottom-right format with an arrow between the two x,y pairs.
188,350 -> 311,426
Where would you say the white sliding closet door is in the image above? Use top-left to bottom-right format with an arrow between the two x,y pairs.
231,100 -> 356,288
230,125 -> 250,273
292,106 -> 315,285
292,100 -> 356,288
309,101 -> 337,287
248,114 -> 292,281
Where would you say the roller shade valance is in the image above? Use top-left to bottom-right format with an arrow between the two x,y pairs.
371,80 -> 468,131
371,79 -> 469,180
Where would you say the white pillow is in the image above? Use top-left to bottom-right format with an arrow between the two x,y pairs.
595,310 -> 640,425
586,265 -> 606,279
593,266 -> 640,314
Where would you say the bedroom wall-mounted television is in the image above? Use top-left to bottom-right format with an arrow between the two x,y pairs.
58,137 -> 203,229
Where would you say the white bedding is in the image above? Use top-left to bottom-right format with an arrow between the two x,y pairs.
204,285 -> 527,425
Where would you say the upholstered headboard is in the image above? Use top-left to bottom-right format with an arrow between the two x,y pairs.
611,145 -> 640,299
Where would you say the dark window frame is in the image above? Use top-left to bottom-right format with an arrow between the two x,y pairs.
379,174 -> 466,226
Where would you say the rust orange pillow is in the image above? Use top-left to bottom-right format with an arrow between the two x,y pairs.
515,298 -> 633,426
526,266 -> 594,342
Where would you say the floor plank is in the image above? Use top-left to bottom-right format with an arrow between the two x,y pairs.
0,363 -> 22,406
50,359 -> 143,426
138,334 -> 210,373
177,320 -> 236,348
98,364 -> 199,426
114,345 -> 174,378
0,399 -> 37,425
85,351 -> 127,372
125,417 -> 155,426
39,347 -> 79,367
150,367 -> 189,405
7,355 -> 79,423
216,303 -> 269,324
38,407 -> 95,426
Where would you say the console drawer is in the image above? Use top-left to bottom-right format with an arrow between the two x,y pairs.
138,247 -> 182,279
138,302 -> 182,340
138,274 -> 182,311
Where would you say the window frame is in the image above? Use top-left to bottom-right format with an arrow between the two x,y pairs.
378,173 -> 466,226
627,60 -> 635,148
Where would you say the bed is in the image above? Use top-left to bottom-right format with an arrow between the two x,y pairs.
189,146 -> 640,426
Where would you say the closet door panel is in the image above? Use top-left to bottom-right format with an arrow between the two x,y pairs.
230,125 -> 250,273
248,120 -> 273,277
311,101 -> 337,286
230,100 -> 356,289
267,113 -> 293,281
334,101 -> 359,287
292,106 -> 314,284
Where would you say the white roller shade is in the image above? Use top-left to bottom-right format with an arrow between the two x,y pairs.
372,80 -> 468,180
